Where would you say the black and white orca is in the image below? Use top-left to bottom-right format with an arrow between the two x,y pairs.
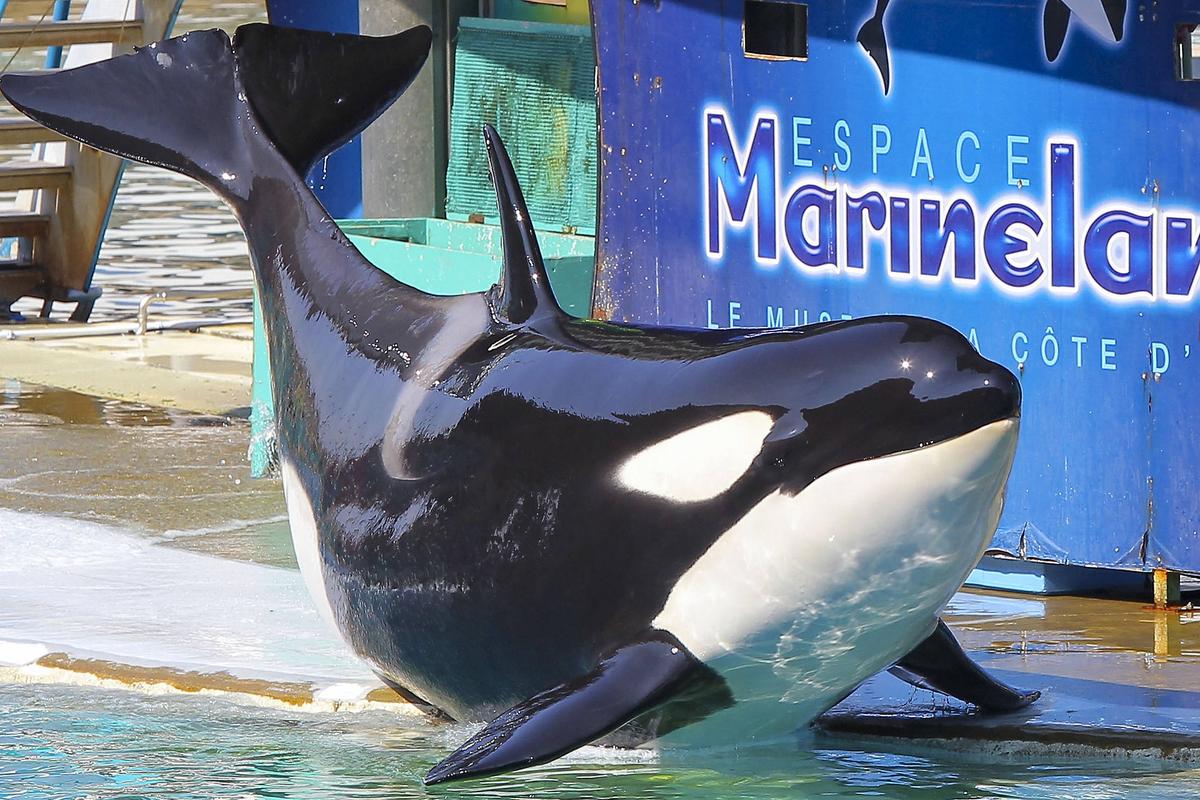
856,0 -> 1128,92
0,24 -> 1039,784
1043,0 -> 1126,61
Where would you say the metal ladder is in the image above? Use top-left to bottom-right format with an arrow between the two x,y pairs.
0,0 -> 183,321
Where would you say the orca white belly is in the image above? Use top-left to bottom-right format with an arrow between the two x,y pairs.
653,419 -> 1019,746
280,459 -> 341,637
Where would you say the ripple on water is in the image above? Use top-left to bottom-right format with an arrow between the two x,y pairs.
3,682 -> 1200,800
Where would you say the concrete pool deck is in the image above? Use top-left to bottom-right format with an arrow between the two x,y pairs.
821,591 -> 1200,759
0,323 -> 254,417
0,507 -> 414,716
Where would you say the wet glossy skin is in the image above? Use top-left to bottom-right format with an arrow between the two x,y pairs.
259,218 -> 1019,719
0,25 -> 1021,730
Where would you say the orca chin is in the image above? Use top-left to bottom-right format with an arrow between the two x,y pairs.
649,418 -> 1020,742
655,418 -> 1020,665
1,23 -> 1039,785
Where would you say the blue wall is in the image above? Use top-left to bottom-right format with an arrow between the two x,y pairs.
593,0 -> 1200,573
264,0 -> 363,218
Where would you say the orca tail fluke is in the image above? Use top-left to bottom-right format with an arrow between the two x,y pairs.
233,24 -> 432,175
482,123 -> 567,326
889,619 -> 1041,712
1043,0 -> 1072,61
0,24 -> 432,195
0,29 -> 243,191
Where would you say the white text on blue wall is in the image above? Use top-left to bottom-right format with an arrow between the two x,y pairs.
704,109 -> 1200,303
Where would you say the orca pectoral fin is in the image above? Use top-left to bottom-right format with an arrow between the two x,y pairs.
1043,0 -> 1072,61
889,619 -> 1040,712
424,630 -> 708,785
1102,0 -> 1127,41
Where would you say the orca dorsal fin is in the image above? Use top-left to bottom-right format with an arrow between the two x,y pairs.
483,124 -> 566,326
232,23 -> 432,176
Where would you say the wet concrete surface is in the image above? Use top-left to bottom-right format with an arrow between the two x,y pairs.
0,380 -> 291,567
824,590 -> 1200,755
0,326 -> 253,417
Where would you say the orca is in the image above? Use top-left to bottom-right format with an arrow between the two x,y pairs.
856,0 -> 1128,91
1043,0 -> 1126,62
0,24 -> 1039,785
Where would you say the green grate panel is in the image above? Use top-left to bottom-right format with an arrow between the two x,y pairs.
448,17 -> 597,235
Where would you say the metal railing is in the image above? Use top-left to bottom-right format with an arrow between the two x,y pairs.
1,288 -> 253,339
137,289 -> 253,335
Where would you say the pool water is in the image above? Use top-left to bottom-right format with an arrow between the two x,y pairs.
5,681 -> 1199,800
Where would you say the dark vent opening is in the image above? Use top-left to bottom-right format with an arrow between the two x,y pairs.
744,1 -> 808,60
1177,24 -> 1199,80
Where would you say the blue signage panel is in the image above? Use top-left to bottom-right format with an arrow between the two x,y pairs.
592,0 -> 1200,573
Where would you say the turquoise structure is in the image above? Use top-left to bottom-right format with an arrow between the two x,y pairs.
446,18 -> 596,234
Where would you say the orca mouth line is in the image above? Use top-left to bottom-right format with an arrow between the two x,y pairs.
882,415 -> 1022,470
873,415 -> 1019,460
791,415 -> 1022,500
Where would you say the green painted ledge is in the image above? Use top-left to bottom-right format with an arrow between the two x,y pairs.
250,218 -> 596,476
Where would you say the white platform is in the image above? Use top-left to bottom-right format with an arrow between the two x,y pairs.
0,508 -> 376,687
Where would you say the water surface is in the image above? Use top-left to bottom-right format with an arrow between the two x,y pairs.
6,681 -> 1200,800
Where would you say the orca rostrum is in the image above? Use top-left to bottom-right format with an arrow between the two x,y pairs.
0,24 -> 1039,784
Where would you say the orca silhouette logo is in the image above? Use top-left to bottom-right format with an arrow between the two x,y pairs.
857,0 -> 1128,94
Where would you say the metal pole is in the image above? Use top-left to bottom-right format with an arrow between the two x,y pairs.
44,0 -> 71,69
1153,567 -> 1181,608
359,0 -> 472,218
